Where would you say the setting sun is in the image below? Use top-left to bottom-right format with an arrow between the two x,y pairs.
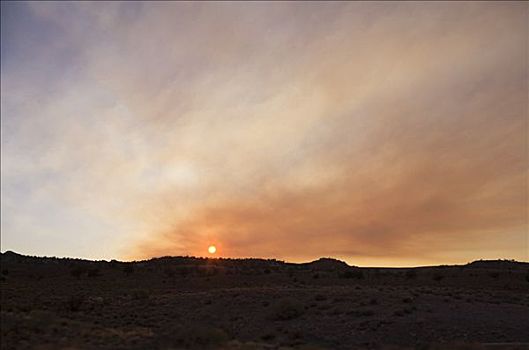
208,245 -> 217,254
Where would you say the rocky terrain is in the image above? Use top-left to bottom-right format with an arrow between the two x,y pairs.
1,251 -> 528,349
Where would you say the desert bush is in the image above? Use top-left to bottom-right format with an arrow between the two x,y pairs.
360,309 -> 375,317
314,294 -> 327,301
123,264 -> 134,275
172,326 -> 229,348
196,266 -> 219,277
393,309 -> 404,317
70,265 -> 87,278
175,265 -> 192,277
271,298 -> 305,320
432,273 -> 444,282
339,269 -> 364,279
87,268 -> 100,278
261,332 -> 276,341
424,342 -> 486,349
163,267 -> 176,278
131,289 -> 149,300
488,271 -> 500,279
66,295 -> 85,312
32,273 -> 43,280
405,270 -> 417,279
208,267 -> 219,276
27,310 -> 55,332
393,307 -> 413,316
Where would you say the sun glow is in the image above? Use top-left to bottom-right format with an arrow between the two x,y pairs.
208,245 -> 217,254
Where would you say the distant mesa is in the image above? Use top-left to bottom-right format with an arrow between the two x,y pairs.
465,259 -> 529,270
0,251 -> 24,262
303,257 -> 351,271
1,250 -> 22,257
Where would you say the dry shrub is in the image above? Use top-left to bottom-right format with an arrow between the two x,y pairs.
169,325 -> 229,348
271,298 -> 305,320
66,295 -> 85,312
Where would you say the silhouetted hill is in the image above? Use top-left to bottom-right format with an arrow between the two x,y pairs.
0,250 -> 25,261
465,259 -> 529,270
1,251 -> 527,271
302,257 -> 351,271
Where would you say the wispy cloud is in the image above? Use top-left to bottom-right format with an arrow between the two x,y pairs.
1,2 -> 526,265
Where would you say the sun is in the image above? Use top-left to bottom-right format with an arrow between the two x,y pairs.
208,245 -> 217,254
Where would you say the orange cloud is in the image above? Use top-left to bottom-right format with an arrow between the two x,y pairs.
2,2 -> 526,264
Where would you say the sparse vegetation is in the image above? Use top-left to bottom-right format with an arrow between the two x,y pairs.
271,298 -> 305,320
488,271 -> 500,279
360,309 -> 375,317
432,273 -> 444,282
2,252 -> 529,349
176,265 -> 192,277
123,264 -> 134,275
171,326 -> 229,348
314,294 -> 327,301
339,269 -> 364,279
70,265 -> 87,278
87,268 -> 100,278
405,269 -> 417,279
163,267 -> 176,278
393,309 -> 405,317
131,289 -> 150,300
66,295 -> 85,312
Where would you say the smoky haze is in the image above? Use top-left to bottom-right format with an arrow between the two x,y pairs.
1,2 -> 527,266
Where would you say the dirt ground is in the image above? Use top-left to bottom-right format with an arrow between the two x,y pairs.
1,252 -> 528,350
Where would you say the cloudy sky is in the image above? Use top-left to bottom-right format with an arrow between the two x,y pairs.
1,1 -> 527,266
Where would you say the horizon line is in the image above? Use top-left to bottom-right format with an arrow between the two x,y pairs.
2,250 -> 527,269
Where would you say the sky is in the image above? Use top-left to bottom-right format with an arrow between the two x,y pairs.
1,1 -> 527,267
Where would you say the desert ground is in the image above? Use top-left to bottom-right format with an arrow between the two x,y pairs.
1,251 -> 528,350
